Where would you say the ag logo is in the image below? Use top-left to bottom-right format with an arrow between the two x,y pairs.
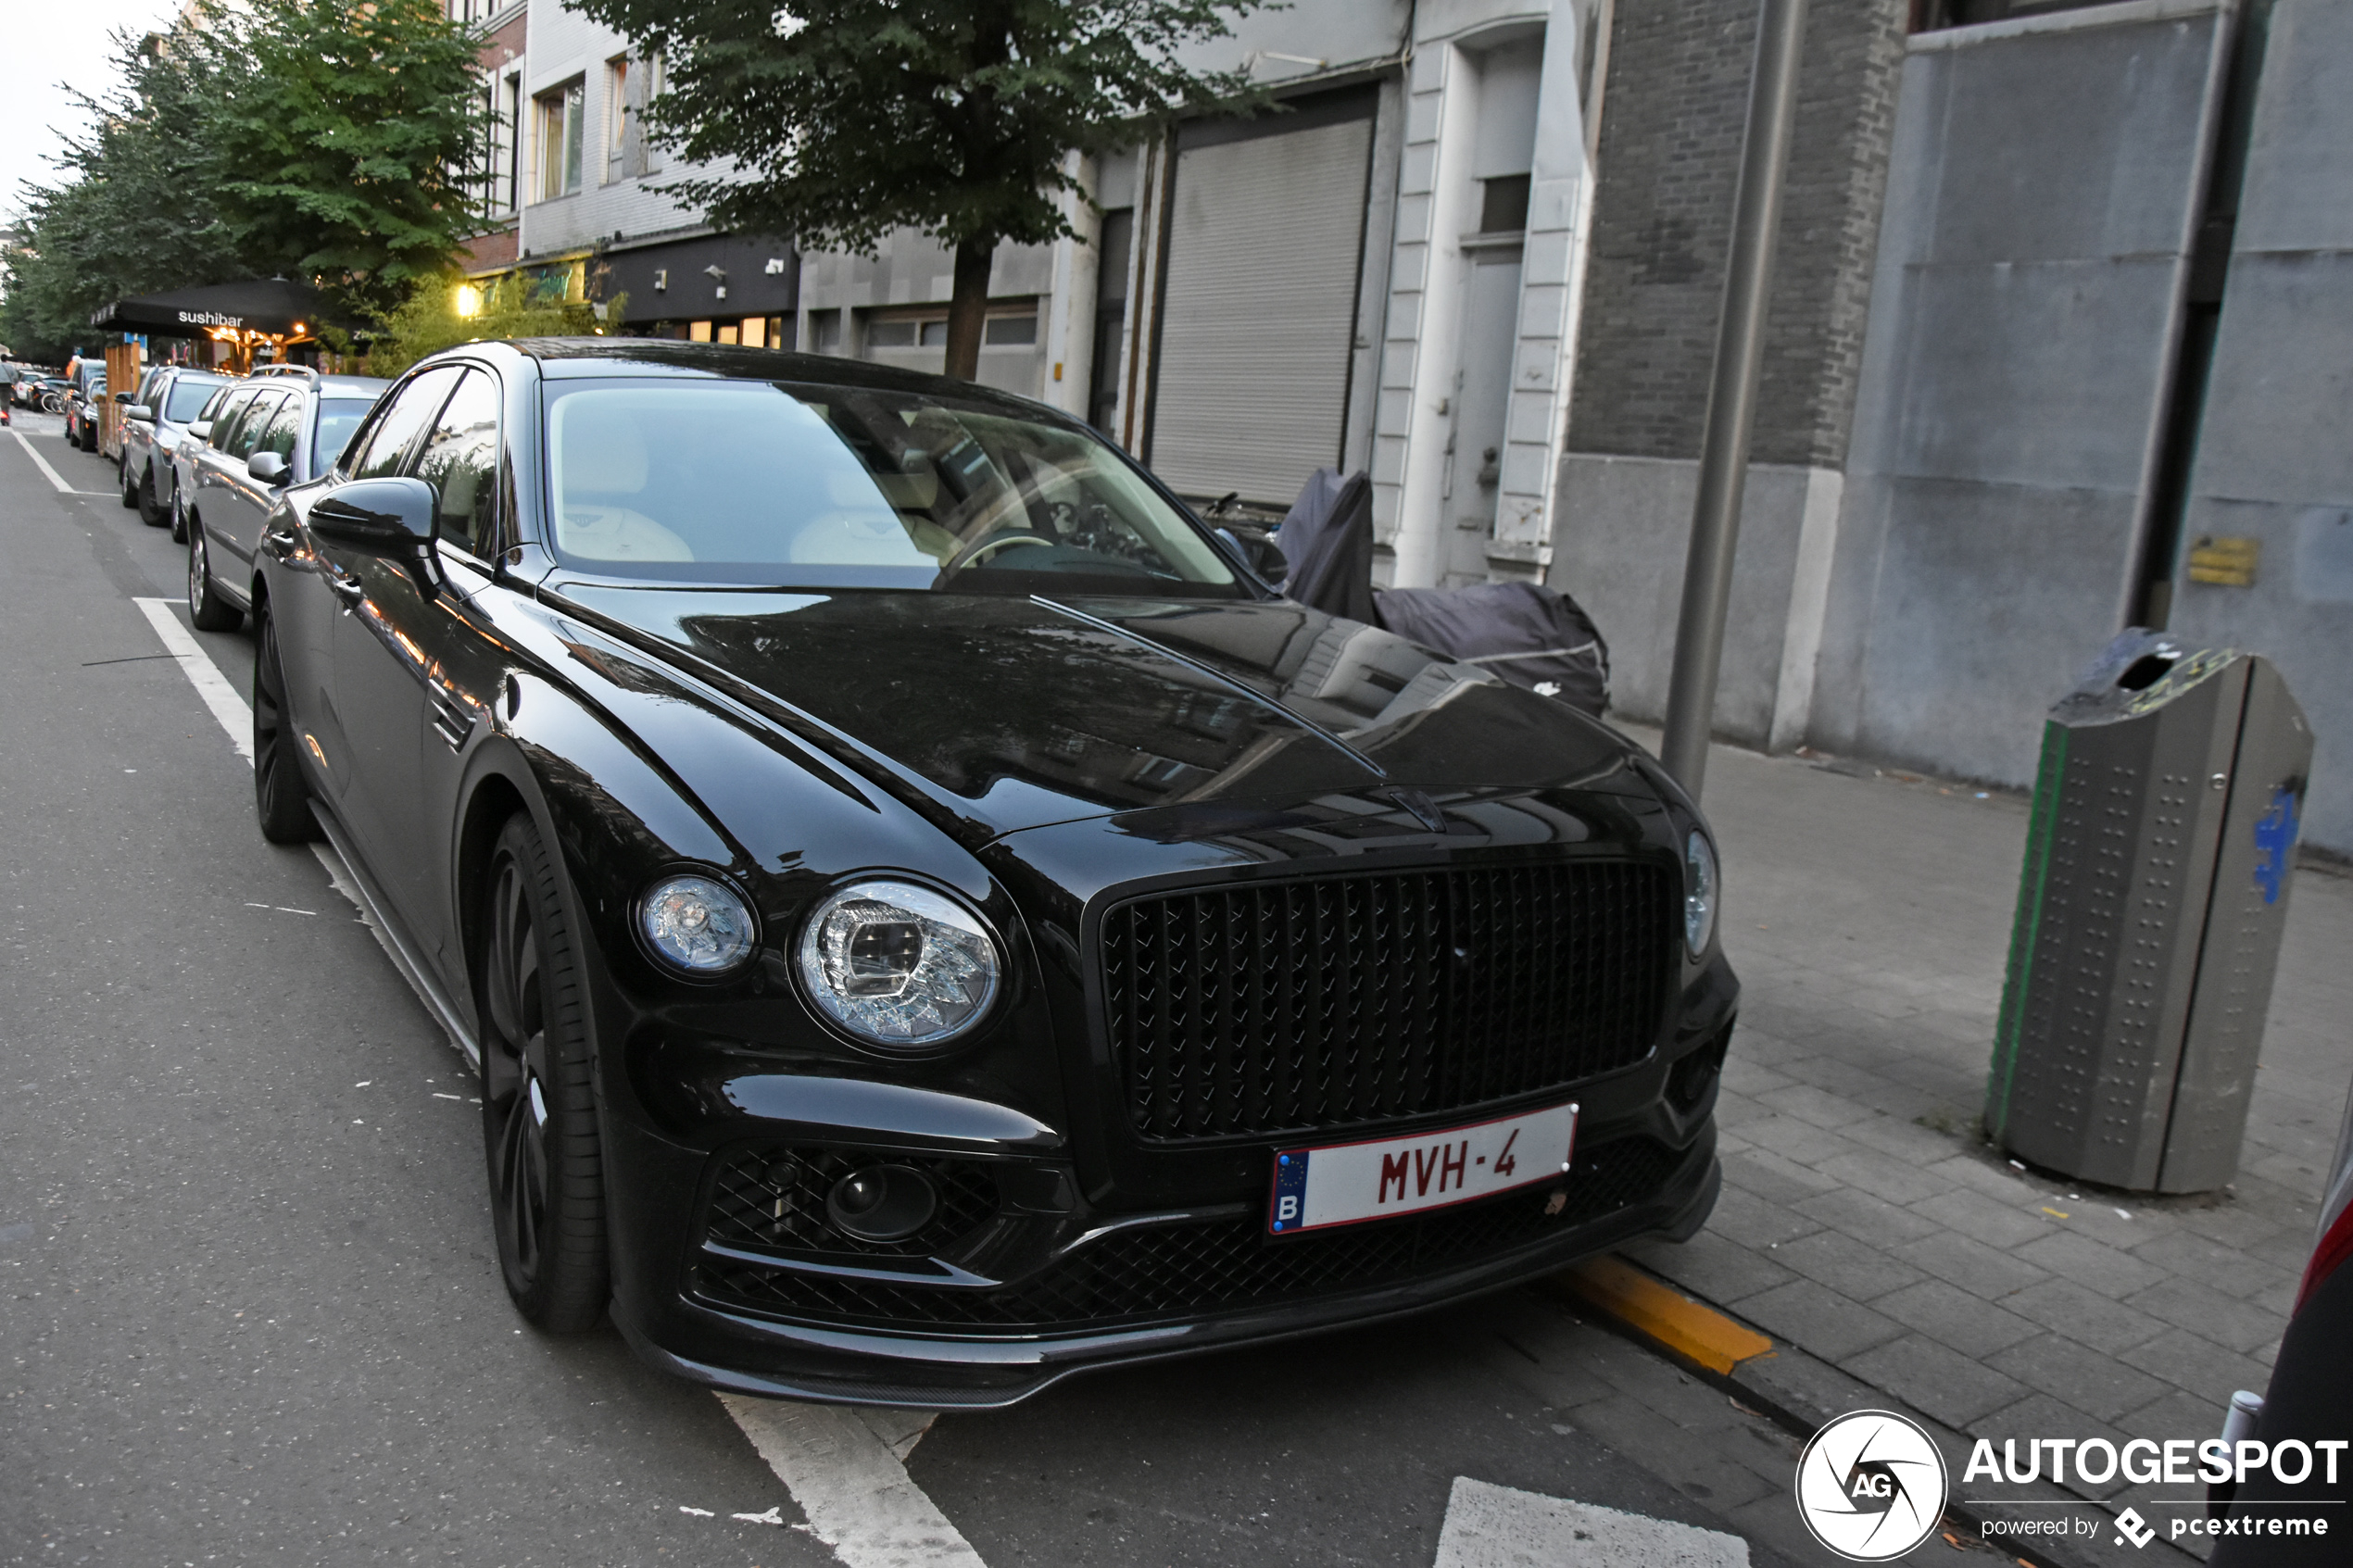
1794,1410 -> 1949,1561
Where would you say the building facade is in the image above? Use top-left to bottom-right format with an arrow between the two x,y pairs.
452,0 -> 797,340
792,0 -> 1615,598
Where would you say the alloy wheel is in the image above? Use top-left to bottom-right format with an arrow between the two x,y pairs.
484,852 -> 553,1289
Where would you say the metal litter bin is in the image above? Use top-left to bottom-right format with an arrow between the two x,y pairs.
1986,631 -> 2313,1193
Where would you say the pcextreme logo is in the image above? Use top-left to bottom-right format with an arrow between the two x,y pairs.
1794,1410 -> 1949,1561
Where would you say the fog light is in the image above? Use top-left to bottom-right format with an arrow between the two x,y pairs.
824,1164 -> 938,1243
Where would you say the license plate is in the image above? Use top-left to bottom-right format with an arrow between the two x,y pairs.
1267,1101 -> 1579,1236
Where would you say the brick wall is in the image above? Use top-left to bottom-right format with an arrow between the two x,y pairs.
1567,0 -> 1906,469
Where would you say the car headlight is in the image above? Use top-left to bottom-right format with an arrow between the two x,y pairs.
1684,831 -> 1719,958
639,872 -> 758,976
796,879 -> 1002,1048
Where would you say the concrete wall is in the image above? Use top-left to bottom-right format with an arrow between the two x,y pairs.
1549,0 -> 1905,746
1551,456 -> 1840,748
1809,0 -> 2228,786
2165,0 -> 2353,855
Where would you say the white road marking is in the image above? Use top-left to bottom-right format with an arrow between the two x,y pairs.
1433,1478 -> 1749,1568
131,597 -> 252,762
9,429 -> 79,494
719,1395 -> 982,1568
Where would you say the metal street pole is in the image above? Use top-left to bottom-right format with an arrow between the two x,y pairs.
1658,0 -> 1810,798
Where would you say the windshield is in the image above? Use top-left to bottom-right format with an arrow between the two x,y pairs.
315,396 -> 377,472
542,379 -> 1241,596
164,380 -> 220,422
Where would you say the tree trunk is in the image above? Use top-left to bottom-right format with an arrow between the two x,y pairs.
944,237 -> 993,381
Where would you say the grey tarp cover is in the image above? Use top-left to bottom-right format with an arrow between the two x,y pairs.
1376,582 -> 1610,717
1274,467 -> 1378,626
1274,467 -> 1610,717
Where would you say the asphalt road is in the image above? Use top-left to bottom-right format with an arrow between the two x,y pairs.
0,411 -> 1982,1567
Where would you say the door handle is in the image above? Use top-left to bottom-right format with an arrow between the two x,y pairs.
327,570 -> 365,608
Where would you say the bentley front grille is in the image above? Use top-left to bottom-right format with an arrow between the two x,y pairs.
1098,859 -> 1678,1142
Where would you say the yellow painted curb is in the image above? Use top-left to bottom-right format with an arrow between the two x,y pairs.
1554,1254 -> 1774,1375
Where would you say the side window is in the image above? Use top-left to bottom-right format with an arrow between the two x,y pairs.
208,388 -> 260,448
257,395 -> 304,461
411,369 -> 501,556
224,392 -> 284,459
350,367 -> 463,480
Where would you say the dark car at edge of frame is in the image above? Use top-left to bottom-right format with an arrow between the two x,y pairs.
232,337 -> 1739,1407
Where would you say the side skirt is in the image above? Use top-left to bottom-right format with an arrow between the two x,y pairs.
309,800 -> 484,1072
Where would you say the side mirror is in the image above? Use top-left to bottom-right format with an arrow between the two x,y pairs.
308,476 -> 436,555
126,404 -> 156,423
247,450 -> 289,485
113,390 -> 133,405
187,420 -> 212,443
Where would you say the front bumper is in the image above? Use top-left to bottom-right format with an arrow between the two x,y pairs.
605,1108 -> 1722,1409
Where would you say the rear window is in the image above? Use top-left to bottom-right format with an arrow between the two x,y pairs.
164,381 -> 220,422
314,397 -> 378,472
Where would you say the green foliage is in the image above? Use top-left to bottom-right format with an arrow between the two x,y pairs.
362,276 -> 625,379
566,0 -> 1269,373
0,0 -> 485,358
208,0 -> 488,322
1,29 -> 249,359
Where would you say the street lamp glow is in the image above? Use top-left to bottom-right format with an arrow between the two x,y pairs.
453,283 -> 483,320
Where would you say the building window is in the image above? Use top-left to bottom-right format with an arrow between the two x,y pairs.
688,320 -> 713,343
806,309 -> 841,355
603,56 -> 630,184
536,80 -> 585,201
480,72 -> 521,214
642,54 -> 665,175
1478,174 -> 1531,235
859,307 -> 1038,358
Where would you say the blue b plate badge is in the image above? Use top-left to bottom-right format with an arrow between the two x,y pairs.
1268,1101 -> 1579,1235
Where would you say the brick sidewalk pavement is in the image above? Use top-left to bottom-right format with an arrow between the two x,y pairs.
1615,727 -> 2353,1553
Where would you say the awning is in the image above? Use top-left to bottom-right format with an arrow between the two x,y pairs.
88,278 -> 325,338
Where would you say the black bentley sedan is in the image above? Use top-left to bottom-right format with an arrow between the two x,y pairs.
238,339 -> 1736,1405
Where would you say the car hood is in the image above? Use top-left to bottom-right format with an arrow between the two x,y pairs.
547,584 -> 1650,840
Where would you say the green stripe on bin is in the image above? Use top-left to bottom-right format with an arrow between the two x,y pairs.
1988,721 -> 2068,1138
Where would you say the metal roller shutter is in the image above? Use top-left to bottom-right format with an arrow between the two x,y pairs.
1147,110 -> 1373,508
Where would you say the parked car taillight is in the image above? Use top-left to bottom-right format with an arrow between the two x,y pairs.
2294,1083 -> 2353,1313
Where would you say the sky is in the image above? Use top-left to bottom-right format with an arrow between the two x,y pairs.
1,0 -> 187,221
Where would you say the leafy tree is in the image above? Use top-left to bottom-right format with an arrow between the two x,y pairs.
568,0 -> 1268,379
1,26 -> 250,359
1,0 -> 484,356
206,0 -> 488,323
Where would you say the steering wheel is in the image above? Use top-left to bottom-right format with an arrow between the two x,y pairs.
939,531 -> 1055,576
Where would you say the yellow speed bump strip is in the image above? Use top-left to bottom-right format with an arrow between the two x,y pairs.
1555,1255 -> 1773,1375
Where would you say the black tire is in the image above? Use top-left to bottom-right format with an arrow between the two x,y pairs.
168,484 -> 189,544
186,522 -> 242,632
138,465 -> 166,527
120,457 -> 139,508
251,601 -> 319,844
479,814 -> 609,1331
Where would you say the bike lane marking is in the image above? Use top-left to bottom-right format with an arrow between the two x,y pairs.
1435,1477 -> 1750,1567
9,427 -> 91,495
722,1397 -> 988,1568
132,596 -> 254,762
